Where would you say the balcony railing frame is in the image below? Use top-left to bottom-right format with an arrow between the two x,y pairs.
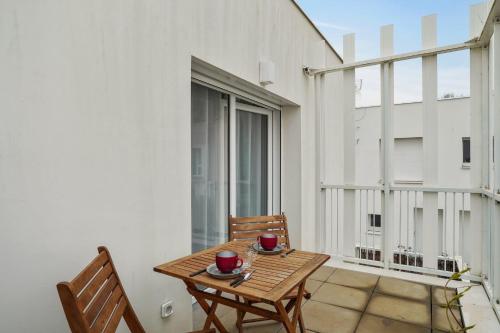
310,1 -> 500,321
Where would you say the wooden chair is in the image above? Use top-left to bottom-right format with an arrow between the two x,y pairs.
56,246 -> 214,333
228,214 -> 311,332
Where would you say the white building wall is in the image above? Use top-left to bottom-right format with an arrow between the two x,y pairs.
0,1 -> 341,332
324,97 -> 472,261
351,98 -> 471,188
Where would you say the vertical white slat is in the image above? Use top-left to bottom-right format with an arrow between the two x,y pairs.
343,33 -> 357,257
493,18 -> 500,306
381,24 -> 394,268
315,73 -> 326,252
325,188 -> 332,253
421,14 -> 439,270
469,2 -> 487,276
406,191 -> 410,265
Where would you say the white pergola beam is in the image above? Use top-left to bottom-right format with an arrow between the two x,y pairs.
305,40 -> 481,76
421,14 -> 439,270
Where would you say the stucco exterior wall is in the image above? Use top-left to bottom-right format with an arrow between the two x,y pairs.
0,1 -> 341,332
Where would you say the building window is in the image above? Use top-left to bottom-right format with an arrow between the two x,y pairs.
462,137 -> 470,165
368,214 -> 381,230
393,137 -> 423,184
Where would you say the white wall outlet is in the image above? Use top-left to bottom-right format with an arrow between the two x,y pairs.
161,300 -> 174,319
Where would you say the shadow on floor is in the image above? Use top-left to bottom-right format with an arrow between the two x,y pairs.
193,267 -> 462,333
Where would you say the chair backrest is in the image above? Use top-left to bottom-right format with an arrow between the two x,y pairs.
57,247 -> 145,333
228,213 -> 290,249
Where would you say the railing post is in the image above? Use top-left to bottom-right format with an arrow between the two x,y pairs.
380,24 -> 394,269
469,2 -> 488,276
421,14 -> 439,270
493,16 -> 500,308
343,33 -> 356,257
315,73 -> 326,252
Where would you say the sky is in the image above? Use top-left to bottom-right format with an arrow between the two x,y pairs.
296,0 -> 483,106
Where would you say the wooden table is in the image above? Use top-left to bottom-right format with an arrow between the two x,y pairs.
154,240 -> 330,333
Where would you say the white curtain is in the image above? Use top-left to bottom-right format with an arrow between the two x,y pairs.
236,110 -> 268,217
191,83 -> 228,253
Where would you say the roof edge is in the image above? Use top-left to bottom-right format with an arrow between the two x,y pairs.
290,0 -> 343,63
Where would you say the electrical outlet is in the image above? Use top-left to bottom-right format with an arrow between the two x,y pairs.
161,300 -> 174,318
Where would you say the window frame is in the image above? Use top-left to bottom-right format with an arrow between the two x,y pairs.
462,137 -> 471,168
368,213 -> 382,234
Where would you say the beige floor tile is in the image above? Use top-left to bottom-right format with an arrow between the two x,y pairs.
305,279 -> 323,296
192,303 -> 235,329
218,307 -> 283,333
327,268 -> 379,290
432,286 -> 457,305
301,300 -> 361,333
432,304 -> 463,332
356,314 -> 431,333
365,293 -> 431,328
376,276 -> 430,302
309,266 -> 335,281
312,282 -> 370,311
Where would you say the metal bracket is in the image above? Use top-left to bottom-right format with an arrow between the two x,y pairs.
303,66 -> 314,76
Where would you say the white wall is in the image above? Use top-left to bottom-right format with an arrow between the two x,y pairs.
0,1 -> 341,332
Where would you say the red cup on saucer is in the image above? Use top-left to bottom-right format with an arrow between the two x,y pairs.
258,233 -> 278,251
215,250 -> 243,273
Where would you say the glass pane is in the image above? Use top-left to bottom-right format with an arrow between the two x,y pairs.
236,109 -> 268,216
191,83 -> 229,253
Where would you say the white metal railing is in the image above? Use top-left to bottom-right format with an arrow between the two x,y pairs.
312,2 -> 500,321
320,184 -> 486,282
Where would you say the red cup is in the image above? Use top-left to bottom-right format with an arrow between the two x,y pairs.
215,250 -> 243,273
258,233 -> 278,251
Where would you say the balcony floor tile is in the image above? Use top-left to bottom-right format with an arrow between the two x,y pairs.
365,293 -> 431,328
309,266 -> 336,281
356,313 -> 431,333
311,282 -> 370,311
432,286 -> 458,305
327,268 -> 379,290
193,267 -> 470,333
432,304 -> 463,332
301,300 -> 362,333
375,276 -> 430,302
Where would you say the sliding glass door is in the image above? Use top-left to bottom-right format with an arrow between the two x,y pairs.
191,82 -> 279,253
234,102 -> 272,217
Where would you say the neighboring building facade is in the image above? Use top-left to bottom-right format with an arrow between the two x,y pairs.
345,97 -> 473,269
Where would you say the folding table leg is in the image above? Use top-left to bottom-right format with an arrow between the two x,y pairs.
185,282 -> 228,333
192,294 -> 228,333
235,295 -> 244,333
203,290 -> 222,330
298,311 -> 305,332
291,281 -> 306,328
274,301 -> 296,333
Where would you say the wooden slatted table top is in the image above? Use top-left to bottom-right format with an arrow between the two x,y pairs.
154,241 -> 330,303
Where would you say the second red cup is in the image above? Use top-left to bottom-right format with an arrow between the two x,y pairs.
258,233 -> 278,251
